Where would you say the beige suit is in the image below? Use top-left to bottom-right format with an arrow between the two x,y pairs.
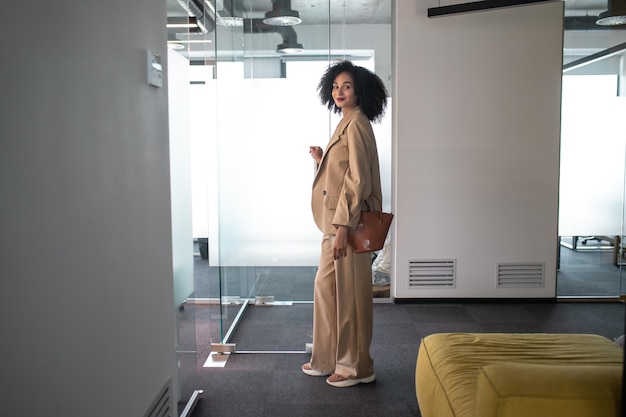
310,107 -> 382,379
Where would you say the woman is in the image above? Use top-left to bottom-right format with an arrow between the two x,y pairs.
302,60 -> 388,388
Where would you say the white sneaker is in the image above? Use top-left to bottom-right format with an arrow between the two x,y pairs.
301,363 -> 331,377
326,373 -> 376,387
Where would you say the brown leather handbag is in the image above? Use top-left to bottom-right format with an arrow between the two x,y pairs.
348,195 -> 394,253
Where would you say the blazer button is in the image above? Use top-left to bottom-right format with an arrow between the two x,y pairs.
322,190 -> 327,195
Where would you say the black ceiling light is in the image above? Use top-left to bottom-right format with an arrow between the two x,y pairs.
275,25 -> 303,53
244,19 -> 304,54
596,0 -> 626,26
277,40 -> 304,54
263,0 -> 302,26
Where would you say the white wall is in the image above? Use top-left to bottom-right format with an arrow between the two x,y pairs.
0,1 -> 176,416
393,1 -> 564,298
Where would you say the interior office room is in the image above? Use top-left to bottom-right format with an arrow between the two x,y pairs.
1,1 -> 625,417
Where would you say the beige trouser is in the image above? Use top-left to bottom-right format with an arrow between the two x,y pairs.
310,234 -> 374,379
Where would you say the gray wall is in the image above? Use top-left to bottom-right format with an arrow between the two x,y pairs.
0,1 -> 176,416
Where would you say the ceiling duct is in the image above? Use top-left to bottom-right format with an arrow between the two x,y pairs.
215,0 -> 244,27
216,10 -> 243,27
244,19 -> 304,54
597,0 -> 626,25
175,0 -> 216,33
263,0 -> 302,26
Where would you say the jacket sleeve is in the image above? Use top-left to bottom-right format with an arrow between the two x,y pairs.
332,117 -> 376,230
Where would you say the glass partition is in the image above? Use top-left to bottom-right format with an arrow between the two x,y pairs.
172,0 -> 391,354
558,18 -> 626,299
211,2 -> 332,351
167,2 -> 214,413
209,0 -> 392,348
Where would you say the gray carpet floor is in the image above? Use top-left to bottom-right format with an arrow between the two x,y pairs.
182,301 -> 625,417
181,237 -> 626,416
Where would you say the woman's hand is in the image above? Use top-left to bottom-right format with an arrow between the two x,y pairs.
333,226 -> 349,260
309,146 -> 323,164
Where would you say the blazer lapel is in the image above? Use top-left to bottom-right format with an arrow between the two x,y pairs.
314,109 -> 361,180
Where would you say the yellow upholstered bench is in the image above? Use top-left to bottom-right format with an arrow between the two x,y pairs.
415,333 -> 623,417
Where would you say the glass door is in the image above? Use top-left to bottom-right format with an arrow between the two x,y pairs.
207,0 -> 393,352
177,0 -> 392,355
558,17 -> 626,299
166,1 -> 215,412
211,1 -> 331,353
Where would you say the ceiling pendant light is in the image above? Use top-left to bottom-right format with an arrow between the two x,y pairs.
596,0 -> 626,25
263,0 -> 302,26
277,40 -> 304,54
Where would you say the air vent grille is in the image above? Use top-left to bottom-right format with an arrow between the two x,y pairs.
497,262 -> 544,288
408,259 -> 456,288
144,378 -> 173,417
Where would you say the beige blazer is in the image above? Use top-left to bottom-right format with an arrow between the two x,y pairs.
311,107 -> 382,235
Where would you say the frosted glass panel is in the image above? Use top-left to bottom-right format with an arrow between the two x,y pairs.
189,60 -> 392,267
559,75 -> 626,236
168,49 -> 194,307
216,76 -> 322,266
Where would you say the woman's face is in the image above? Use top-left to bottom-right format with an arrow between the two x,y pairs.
332,71 -> 358,113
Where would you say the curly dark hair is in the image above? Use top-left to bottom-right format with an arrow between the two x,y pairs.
317,60 -> 388,123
